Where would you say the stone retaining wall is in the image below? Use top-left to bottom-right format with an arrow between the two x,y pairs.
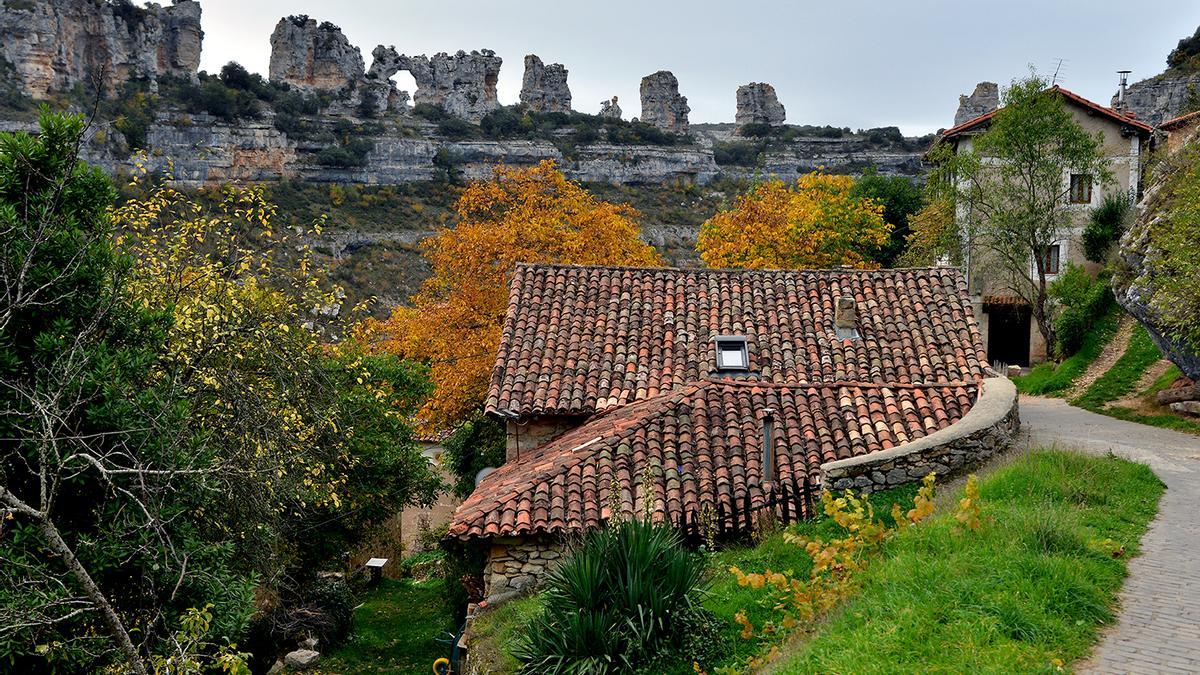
483,535 -> 565,605
820,377 -> 1020,492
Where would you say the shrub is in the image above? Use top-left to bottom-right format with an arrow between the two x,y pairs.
713,140 -> 764,166
442,413 -> 506,499
738,122 -> 773,138
512,519 -> 709,673
1050,263 -> 1114,357
437,116 -> 477,140
1083,192 -> 1131,262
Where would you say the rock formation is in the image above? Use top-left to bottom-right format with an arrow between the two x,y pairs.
268,16 -> 363,94
598,96 -> 622,119
0,0 -> 202,98
954,82 -> 999,126
640,71 -> 689,134
1114,159 -> 1200,380
519,55 -> 571,113
1115,72 -> 1200,126
735,82 -> 785,127
371,47 -> 501,122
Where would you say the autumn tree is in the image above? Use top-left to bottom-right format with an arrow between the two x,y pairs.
1,113 -> 440,671
368,160 -> 661,430
696,172 -> 890,269
898,199 -> 960,267
930,74 -> 1110,357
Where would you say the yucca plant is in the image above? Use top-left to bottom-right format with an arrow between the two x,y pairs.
511,519 -> 712,674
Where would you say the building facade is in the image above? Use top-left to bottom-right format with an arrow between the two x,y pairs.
940,86 -> 1153,365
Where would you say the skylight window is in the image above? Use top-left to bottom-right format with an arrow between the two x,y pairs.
714,336 -> 749,371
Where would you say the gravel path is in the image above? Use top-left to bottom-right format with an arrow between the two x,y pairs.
1019,397 -> 1200,674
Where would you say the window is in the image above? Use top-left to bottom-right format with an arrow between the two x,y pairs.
1037,244 -> 1061,275
714,336 -> 749,371
1069,174 -> 1093,204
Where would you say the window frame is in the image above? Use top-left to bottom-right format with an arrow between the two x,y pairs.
713,336 -> 750,372
1036,243 -> 1061,276
1069,174 -> 1093,204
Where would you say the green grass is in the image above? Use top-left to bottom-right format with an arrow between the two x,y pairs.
316,578 -> 455,674
466,451 -> 1163,673
770,450 -> 1163,673
1013,308 -> 1122,396
1069,328 -> 1200,434
1072,325 -> 1163,409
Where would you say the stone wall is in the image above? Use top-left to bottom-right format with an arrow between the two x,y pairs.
820,377 -> 1019,491
483,536 -> 565,605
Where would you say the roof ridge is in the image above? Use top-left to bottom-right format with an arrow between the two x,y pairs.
514,262 -> 962,275
700,378 -> 980,390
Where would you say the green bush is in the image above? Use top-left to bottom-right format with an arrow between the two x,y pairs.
512,519 -> 712,673
1084,193 -> 1131,262
442,413 -> 506,499
713,140 -> 764,166
1050,263 -> 1114,357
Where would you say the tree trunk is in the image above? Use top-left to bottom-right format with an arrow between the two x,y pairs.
35,517 -> 148,675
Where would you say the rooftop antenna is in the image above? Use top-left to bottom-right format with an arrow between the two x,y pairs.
1051,58 -> 1067,86
1116,70 -> 1132,112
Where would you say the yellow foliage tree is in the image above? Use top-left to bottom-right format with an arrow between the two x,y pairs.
367,160 -> 662,430
898,198 -> 961,267
696,173 -> 890,269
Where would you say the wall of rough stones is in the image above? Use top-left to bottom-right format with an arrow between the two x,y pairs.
820,377 -> 1020,491
483,536 -> 566,605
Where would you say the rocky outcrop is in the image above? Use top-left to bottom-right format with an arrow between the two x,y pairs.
520,55 -> 571,113
372,47 -> 502,122
1114,157 -> 1200,380
268,16 -> 363,94
1116,72 -> 1200,126
0,0 -> 202,98
735,82 -> 785,127
598,96 -> 622,119
954,81 -> 999,126
640,71 -> 689,134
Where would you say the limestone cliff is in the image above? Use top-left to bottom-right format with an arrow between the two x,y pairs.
735,83 -> 785,127
268,16 -> 363,94
520,55 -> 571,113
640,71 -> 689,134
1116,71 -> 1200,126
0,0 -> 202,98
1114,147 -> 1200,380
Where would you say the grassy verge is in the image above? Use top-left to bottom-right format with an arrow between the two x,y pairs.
463,485 -> 918,675
1013,307 -> 1122,396
1070,329 -> 1200,434
466,451 -> 1162,673
770,450 -> 1162,673
316,578 -> 455,674
1071,325 -> 1161,410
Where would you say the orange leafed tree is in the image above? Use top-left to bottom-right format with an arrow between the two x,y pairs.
696,173 -> 891,269
367,160 -> 662,430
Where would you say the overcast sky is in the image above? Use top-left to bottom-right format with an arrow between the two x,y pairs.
197,0 -> 1200,135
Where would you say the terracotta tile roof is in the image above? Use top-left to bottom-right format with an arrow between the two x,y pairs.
1161,109 -> 1200,131
486,264 -> 987,417
448,378 -> 978,540
941,85 -> 1153,140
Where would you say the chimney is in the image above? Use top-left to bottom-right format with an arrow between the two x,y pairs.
834,296 -> 858,329
760,408 -> 776,485
1116,70 -> 1131,113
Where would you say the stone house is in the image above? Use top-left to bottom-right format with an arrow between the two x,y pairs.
939,85 -> 1154,366
446,263 -> 1013,605
1160,109 -> 1200,153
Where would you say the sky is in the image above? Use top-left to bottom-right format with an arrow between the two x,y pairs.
197,0 -> 1200,135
